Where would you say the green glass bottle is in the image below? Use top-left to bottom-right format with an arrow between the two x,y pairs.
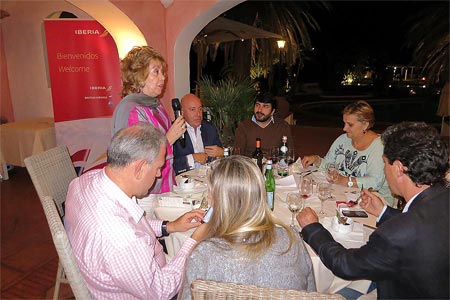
265,159 -> 275,211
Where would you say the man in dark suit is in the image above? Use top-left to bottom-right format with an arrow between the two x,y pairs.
297,122 -> 449,299
173,94 -> 223,175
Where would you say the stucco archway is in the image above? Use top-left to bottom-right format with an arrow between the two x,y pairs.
173,0 -> 245,98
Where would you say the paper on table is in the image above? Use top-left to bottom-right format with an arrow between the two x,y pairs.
275,175 -> 297,187
159,196 -> 191,208
154,206 -> 191,221
159,192 -> 204,208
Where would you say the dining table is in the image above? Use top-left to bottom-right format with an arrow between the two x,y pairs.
0,117 -> 56,179
152,163 -> 377,295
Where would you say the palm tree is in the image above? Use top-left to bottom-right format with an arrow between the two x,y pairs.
405,2 -> 449,128
194,1 -> 330,94
406,2 -> 449,86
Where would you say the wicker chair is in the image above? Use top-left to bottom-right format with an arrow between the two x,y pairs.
40,196 -> 90,299
190,279 -> 345,300
24,146 -> 78,299
24,145 -> 77,217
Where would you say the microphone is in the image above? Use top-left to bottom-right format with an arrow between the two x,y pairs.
171,98 -> 186,147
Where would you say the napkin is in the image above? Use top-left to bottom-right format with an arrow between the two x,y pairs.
275,175 -> 297,187
322,216 -> 365,245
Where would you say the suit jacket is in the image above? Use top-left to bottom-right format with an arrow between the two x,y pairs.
173,120 -> 222,175
301,183 -> 449,299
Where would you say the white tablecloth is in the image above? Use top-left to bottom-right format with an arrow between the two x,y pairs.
154,168 -> 375,294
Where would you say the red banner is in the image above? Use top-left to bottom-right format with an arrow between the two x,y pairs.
44,20 -> 121,173
44,19 -> 121,122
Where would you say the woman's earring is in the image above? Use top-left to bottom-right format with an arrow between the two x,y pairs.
363,129 -> 367,134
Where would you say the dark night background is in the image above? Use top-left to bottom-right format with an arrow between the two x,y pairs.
193,1 -> 448,127
301,1 -> 444,88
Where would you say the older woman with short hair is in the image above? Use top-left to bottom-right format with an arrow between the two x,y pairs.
112,46 -> 186,193
302,100 -> 394,206
178,156 -> 315,299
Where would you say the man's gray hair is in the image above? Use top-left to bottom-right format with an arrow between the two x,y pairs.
107,122 -> 166,168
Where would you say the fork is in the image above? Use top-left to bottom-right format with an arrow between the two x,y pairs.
348,184 -> 364,206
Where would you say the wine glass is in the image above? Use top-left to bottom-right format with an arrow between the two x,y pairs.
326,163 -> 339,184
317,182 -> 331,216
287,149 -> 296,165
287,192 -> 303,229
270,147 -> 279,164
232,147 -> 241,155
300,177 -> 313,199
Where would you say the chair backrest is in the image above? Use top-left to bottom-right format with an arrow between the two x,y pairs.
41,196 -> 90,299
190,279 -> 345,300
24,145 -> 77,217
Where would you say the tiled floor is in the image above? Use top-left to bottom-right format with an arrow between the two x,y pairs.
0,125 -> 342,299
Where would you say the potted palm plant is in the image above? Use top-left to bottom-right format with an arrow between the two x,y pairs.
198,76 -> 257,146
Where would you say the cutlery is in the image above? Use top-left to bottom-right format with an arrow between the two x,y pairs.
296,169 -> 318,177
348,184 -> 363,206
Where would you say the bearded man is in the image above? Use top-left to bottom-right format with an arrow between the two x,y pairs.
233,92 -> 294,157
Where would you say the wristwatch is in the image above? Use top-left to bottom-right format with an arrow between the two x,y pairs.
347,175 -> 354,187
161,220 -> 170,237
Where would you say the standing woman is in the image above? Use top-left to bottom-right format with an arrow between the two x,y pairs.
178,156 -> 316,299
112,46 -> 186,193
302,100 -> 394,206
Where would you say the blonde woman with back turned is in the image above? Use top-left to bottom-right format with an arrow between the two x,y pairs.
178,156 -> 315,299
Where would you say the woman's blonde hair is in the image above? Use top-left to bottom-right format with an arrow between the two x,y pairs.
205,156 -> 293,257
343,100 -> 375,130
120,46 -> 167,97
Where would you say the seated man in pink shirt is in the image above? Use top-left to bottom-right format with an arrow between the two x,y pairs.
65,123 -> 208,300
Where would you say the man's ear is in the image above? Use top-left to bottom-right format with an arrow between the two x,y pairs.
393,160 -> 405,177
134,159 -> 147,180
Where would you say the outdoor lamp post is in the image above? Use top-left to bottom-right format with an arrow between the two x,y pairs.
277,40 -> 286,63
276,40 -> 286,94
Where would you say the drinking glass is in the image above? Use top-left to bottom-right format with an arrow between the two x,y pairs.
287,149 -> 296,165
287,192 -> 303,229
317,182 -> 331,216
300,177 -> 313,199
270,147 -> 279,164
326,163 -> 339,184
232,147 -> 241,155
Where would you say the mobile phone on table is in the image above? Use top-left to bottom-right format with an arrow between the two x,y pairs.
342,210 -> 368,218
202,207 -> 213,223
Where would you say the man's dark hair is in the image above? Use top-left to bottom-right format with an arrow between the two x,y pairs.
254,92 -> 277,110
382,122 -> 449,186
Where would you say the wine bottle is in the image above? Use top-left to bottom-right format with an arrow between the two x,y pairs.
252,138 -> 263,171
265,159 -> 275,211
278,136 -> 288,176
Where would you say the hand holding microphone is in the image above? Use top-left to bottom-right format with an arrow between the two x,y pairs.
170,98 -> 186,147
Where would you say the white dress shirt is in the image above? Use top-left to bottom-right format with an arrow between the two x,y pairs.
186,123 -> 204,169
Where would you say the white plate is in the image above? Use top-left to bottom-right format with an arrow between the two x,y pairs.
173,183 -> 207,195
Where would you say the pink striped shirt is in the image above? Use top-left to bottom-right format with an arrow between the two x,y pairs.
65,169 -> 197,300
